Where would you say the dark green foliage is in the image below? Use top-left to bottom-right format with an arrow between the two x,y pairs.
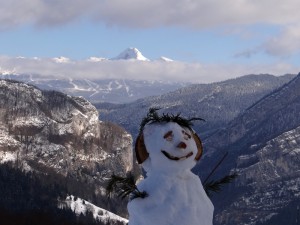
139,108 -> 204,133
204,173 -> 238,197
106,174 -> 148,200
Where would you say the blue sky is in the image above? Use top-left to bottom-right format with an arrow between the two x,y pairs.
0,0 -> 299,82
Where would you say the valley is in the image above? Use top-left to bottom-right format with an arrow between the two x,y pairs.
0,72 -> 299,225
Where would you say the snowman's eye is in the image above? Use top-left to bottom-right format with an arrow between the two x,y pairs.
182,130 -> 191,140
163,131 -> 173,141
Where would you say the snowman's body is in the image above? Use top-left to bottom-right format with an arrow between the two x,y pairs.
128,122 -> 214,225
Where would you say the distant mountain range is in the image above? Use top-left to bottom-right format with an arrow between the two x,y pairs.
1,70 -> 300,225
96,74 -> 295,138
0,47 -> 180,104
0,47 -> 173,66
0,74 -> 186,104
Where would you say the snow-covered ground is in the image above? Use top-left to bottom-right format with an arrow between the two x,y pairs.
0,151 -> 17,163
62,195 -> 128,225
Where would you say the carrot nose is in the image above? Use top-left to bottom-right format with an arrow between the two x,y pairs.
177,142 -> 187,149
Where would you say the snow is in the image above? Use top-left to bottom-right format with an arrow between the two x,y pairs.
63,195 -> 128,225
0,151 -> 17,163
0,124 -> 19,148
14,116 -> 46,128
128,122 -> 214,225
111,47 -> 149,61
158,56 -> 174,62
0,67 -> 17,75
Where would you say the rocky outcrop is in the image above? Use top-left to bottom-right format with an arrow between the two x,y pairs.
215,126 -> 300,225
0,79 -> 133,193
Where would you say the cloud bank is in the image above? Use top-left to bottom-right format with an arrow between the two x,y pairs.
1,0 -> 300,29
0,56 -> 298,83
1,0 -> 300,58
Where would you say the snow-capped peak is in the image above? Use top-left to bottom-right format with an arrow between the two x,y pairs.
158,56 -> 174,62
111,47 -> 149,61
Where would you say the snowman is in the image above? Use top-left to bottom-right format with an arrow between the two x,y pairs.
128,109 -> 214,225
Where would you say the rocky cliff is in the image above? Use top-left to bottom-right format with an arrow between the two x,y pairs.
0,79 -> 133,197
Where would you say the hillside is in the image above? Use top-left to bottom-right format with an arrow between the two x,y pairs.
97,74 -> 294,138
0,79 -> 132,218
195,73 -> 300,225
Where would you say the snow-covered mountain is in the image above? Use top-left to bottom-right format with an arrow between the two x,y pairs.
1,71 -> 299,224
111,47 -> 149,61
0,79 -> 132,218
195,73 -> 300,225
97,74 -> 295,139
0,74 -> 186,104
0,47 -> 182,104
109,47 -> 174,61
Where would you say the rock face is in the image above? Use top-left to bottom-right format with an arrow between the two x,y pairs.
225,126 -> 300,225
0,79 -> 133,193
195,73 -> 300,225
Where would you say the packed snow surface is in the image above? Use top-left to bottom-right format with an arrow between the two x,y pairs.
128,122 -> 214,225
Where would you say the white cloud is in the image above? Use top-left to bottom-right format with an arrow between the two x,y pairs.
235,23 -> 300,58
1,0 -> 300,29
0,0 -> 93,29
263,24 -> 300,56
1,0 -> 300,58
0,56 -> 298,83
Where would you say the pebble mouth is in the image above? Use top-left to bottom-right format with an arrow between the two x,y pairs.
161,150 -> 193,161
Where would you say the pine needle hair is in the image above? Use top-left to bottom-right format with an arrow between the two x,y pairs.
139,108 -> 205,134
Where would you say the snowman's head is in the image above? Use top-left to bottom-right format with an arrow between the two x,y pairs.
135,109 -> 204,173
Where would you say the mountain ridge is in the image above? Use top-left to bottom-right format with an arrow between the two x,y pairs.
97,74 -> 295,138
0,74 -> 187,104
195,73 -> 300,225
